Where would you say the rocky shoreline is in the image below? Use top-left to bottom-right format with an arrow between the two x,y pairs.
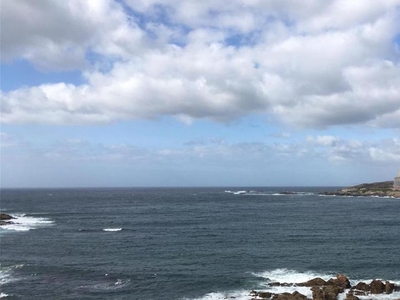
250,274 -> 400,300
319,181 -> 400,198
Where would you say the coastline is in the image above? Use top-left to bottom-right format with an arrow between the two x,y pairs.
318,181 -> 400,199
249,274 -> 400,300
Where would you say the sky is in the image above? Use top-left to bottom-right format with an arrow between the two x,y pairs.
1,0 -> 400,188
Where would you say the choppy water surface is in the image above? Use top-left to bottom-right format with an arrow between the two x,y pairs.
1,187 -> 400,299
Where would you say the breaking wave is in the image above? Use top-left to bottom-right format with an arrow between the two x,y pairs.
0,213 -> 54,232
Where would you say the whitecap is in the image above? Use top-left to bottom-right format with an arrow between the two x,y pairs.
0,293 -> 9,298
103,228 -> 122,232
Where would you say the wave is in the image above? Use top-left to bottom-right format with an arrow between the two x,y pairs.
252,268 -> 335,283
224,190 -> 247,195
76,277 -> 131,292
0,264 -> 24,289
0,214 -> 54,232
186,269 -> 400,300
103,228 -> 122,232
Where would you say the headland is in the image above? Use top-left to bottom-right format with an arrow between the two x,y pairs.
320,181 -> 400,198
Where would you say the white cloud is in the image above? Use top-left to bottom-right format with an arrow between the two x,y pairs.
0,0 -> 147,70
1,0 -> 400,128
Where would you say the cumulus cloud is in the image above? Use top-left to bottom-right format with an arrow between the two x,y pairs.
1,0 -> 400,128
0,0 -> 147,70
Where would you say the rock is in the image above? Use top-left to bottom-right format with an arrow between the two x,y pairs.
291,291 -> 308,300
298,277 -> 327,287
326,274 -> 350,289
345,293 -> 359,300
386,281 -> 395,294
336,274 -> 351,289
268,282 -> 293,287
272,292 -> 307,300
370,279 -> 385,294
353,282 -> 370,292
312,285 -> 342,300
312,286 -> 324,300
269,282 -> 282,286
250,290 -> 257,296
0,220 -> 15,226
0,213 -> 15,220
257,291 -> 273,298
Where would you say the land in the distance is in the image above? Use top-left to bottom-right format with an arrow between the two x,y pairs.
319,181 -> 400,198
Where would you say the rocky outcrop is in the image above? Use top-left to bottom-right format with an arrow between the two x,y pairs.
0,213 -> 16,226
250,274 -> 399,300
0,213 -> 15,220
251,291 -> 308,300
320,181 -> 400,198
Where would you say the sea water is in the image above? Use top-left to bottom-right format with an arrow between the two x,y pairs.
1,187 -> 399,299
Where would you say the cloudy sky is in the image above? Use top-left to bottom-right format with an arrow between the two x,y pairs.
1,0 -> 400,188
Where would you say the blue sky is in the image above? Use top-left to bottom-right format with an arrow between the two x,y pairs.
1,0 -> 400,187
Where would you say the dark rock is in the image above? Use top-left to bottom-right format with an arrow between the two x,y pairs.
291,291 -> 308,300
257,291 -> 273,298
312,285 -> 342,300
385,281 -> 395,294
0,220 -> 15,226
0,213 -> 15,220
272,292 -> 307,300
336,274 -> 351,288
370,279 -> 385,294
268,282 -> 294,287
345,293 -> 359,300
353,282 -> 370,292
326,274 -> 350,289
312,286 -> 324,300
298,277 -> 327,287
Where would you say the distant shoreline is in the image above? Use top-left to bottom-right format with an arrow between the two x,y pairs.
319,181 -> 400,198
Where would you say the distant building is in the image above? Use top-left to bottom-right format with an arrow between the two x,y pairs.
395,169 -> 400,190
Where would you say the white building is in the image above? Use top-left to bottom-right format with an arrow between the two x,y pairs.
394,169 -> 400,190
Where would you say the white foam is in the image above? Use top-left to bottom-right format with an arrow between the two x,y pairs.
0,293 -> 8,298
183,290 -> 252,300
0,214 -> 54,232
103,228 -> 122,232
0,264 -> 23,287
233,191 -> 247,195
253,268 -> 334,284
0,268 -> 12,286
224,190 -> 247,195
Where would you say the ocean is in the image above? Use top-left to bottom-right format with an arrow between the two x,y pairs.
1,187 -> 399,299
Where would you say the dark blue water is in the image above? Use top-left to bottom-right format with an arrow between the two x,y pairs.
1,187 -> 400,299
